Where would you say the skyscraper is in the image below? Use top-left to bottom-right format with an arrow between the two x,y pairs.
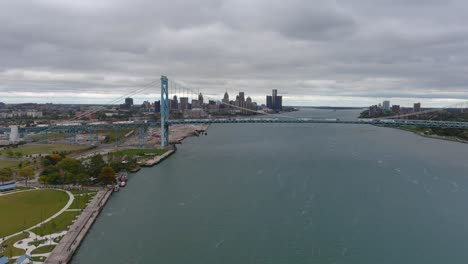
171,95 -> 179,111
180,97 -> 189,111
266,89 -> 282,111
124,97 -> 134,109
383,100 -> 390,111
414,102 -> 421,112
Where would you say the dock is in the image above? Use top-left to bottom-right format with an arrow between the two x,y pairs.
45,189 -> 113,264
141,148 -> 175,167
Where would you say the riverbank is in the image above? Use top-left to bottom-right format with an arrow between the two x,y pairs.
45,188 -> 112,264
396,127 -> 468,144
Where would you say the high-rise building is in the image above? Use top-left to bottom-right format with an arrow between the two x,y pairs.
383,100 -> 390,111
198,93 -> 204,105
171,95 -> 179,111
125,97 -> 134,108
222,91 -> 229,104
154,101 -> 160,113
414,102 -> 421,112
180,97 -> 189,111
266,89 -> 282,111
239,92 -> 245,103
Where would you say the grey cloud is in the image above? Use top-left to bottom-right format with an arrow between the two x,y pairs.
0,0 -> 468,106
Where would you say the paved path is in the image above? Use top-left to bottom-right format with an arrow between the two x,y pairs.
45,189 -> 112,264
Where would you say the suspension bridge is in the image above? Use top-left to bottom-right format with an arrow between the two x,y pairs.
2,75 -> 468,148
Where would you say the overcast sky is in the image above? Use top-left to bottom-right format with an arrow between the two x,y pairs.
1,0 -> 468,107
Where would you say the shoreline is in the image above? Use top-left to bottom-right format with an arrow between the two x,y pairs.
45,124 -> 209,263
392,127 -> 468,144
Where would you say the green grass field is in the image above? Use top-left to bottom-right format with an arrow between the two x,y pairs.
1,232 -> 28,258
31,245 -> 56,255
0,190 -> 69,237
116,148 -> 167,156
0,160 -> 19,168
32,211 -> 80,236
0,144 -> 90,156
68,193 -> 95,210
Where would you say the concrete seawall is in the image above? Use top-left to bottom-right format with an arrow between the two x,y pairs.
45,189 -> 113,264
142,148 -> 176,167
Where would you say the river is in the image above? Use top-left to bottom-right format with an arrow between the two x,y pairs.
73,109 -> 468,264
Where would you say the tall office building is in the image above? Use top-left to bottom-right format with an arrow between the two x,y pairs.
171,95 -> 179,111
179,97 -> 189,111
266,89 -> 283,111
239,92 -> 245,103
125,97 -> 134,108
154,101 -> 160,113
414,102 -> 421,112
198,93 -> 204,105
383,100 -> 390,111
222,91 -> 229,104
9,126 -> 19,143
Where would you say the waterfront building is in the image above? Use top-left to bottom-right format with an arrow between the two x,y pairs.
266,89 -> 283,112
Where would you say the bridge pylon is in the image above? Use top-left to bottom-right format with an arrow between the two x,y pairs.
160,75 -> 170,148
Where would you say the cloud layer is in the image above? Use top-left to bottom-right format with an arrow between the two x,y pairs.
1,0 -> 468,106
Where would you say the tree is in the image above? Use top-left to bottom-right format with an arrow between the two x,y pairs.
56,158 -> 84,185
98,166 -> 116,185
88,154 -> 106,178
0,168 -> 13,184
17,167 -> 35,187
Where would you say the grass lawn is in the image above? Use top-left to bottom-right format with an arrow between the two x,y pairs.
116,148 -> 167,156
32,211 -> 80,236
31,256 -> 47,262
68,193 -> 95,210
1,232 -> 28,258
31,244 -> 56,255
68,189 -> 97,195
0,144 -> 90,156
0,190 -> 69,237
0,160 -> 19,168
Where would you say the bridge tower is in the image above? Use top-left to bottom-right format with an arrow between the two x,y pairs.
160,75 -> 170,148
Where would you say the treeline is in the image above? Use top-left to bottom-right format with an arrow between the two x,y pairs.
39,152 -> 138,186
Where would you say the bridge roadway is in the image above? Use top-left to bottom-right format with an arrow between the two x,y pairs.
1,118 -> 468,133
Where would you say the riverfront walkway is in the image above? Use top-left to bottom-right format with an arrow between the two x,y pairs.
45,189 -> 112,264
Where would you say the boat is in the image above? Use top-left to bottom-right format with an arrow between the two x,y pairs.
118,171 -> 128,182
119,181 -> 127,187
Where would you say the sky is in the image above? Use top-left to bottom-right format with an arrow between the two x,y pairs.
1,0 -> 468,107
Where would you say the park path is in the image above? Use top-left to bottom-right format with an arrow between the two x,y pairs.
3,190 -> 74,241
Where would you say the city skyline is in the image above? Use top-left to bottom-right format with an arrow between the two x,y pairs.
1,1 -> 468,107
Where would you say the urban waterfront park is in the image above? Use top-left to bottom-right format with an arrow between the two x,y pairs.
0,189 -> 96,262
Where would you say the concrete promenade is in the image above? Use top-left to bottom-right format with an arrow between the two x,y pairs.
45,189 -> 112,264
143,148 -> 175,167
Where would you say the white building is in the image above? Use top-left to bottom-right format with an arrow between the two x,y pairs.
9,125 -> 19,143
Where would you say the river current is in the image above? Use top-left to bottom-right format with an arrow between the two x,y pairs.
73,109 -> 468,264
